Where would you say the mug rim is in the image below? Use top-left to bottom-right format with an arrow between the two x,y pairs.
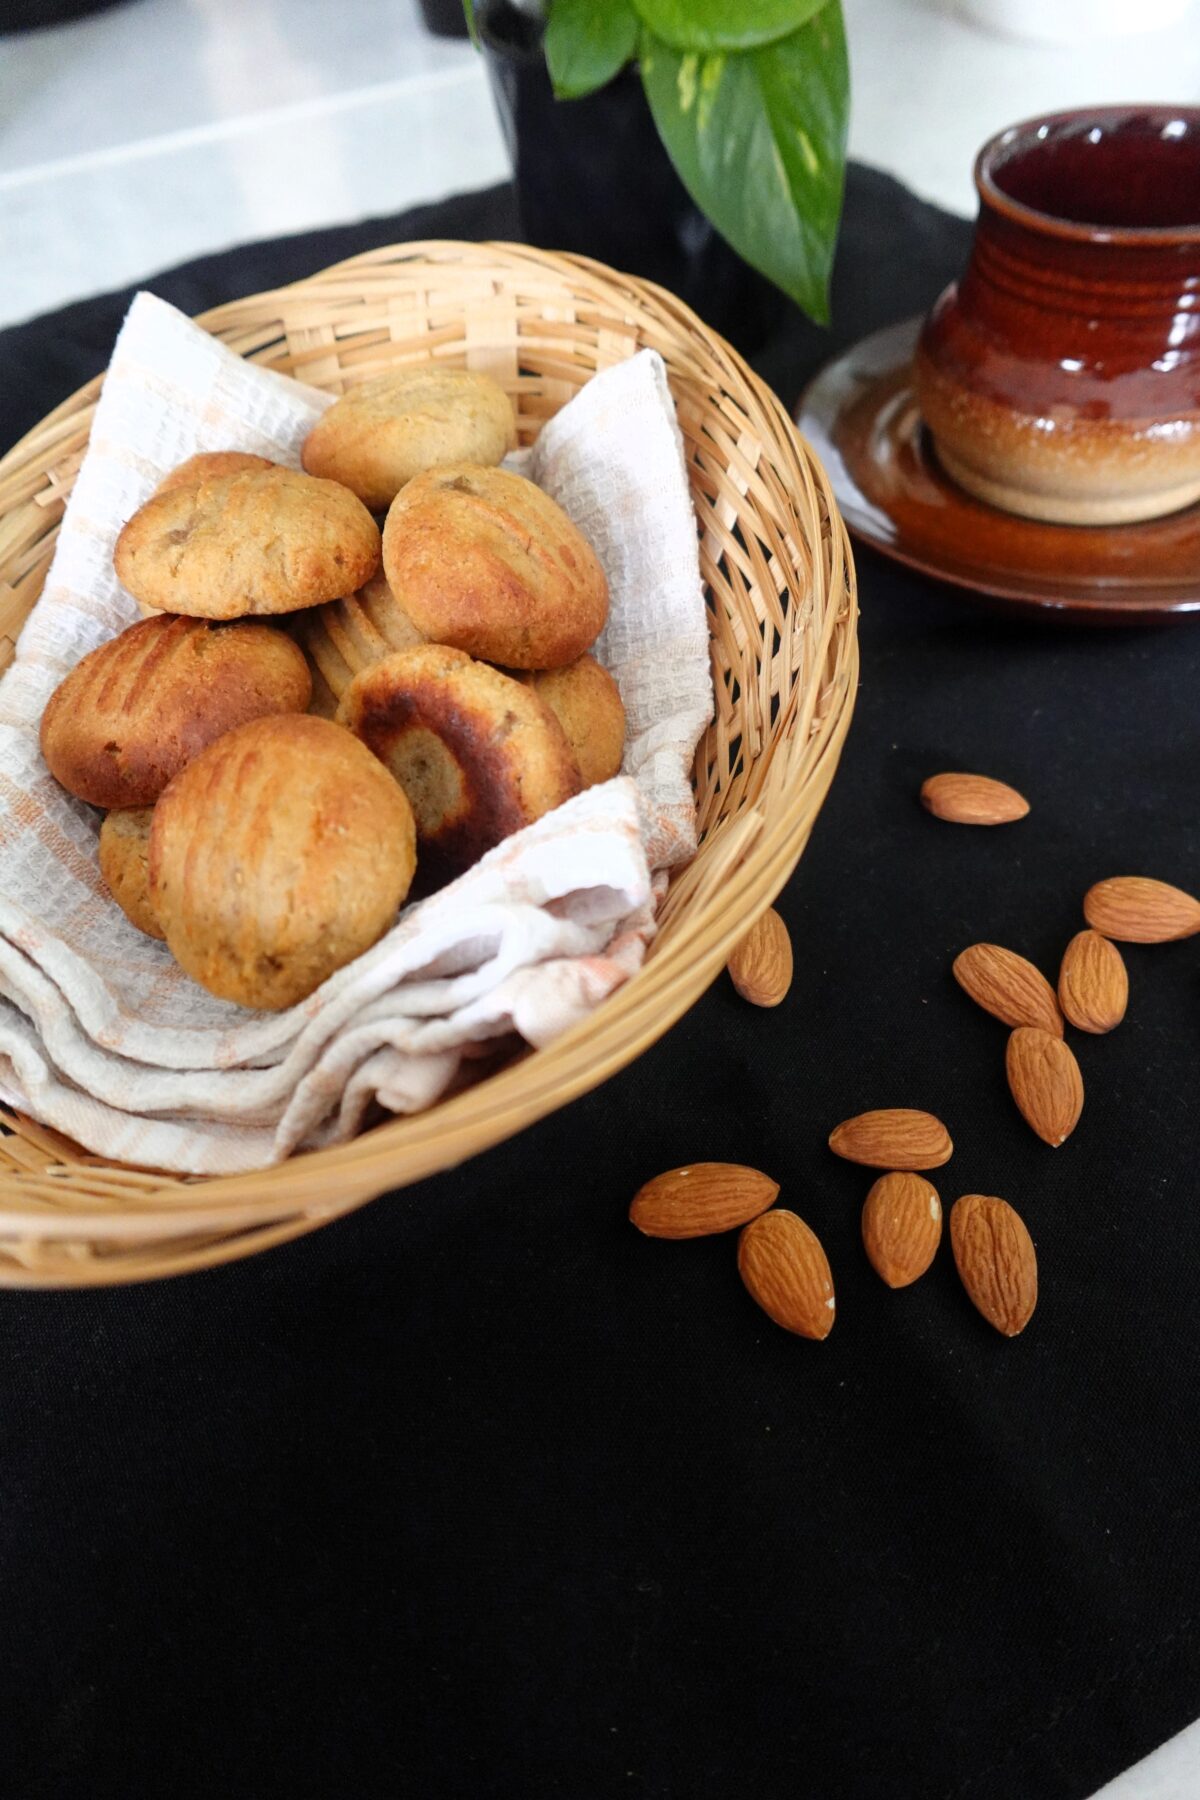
975,104 -> 1200,245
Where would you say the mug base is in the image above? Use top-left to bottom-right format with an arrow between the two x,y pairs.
933,441 -> 1200,527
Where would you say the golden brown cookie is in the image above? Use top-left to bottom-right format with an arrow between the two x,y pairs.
154,451 -> 276,496
114,466 -> 380,619
301,367 -> 515,511
295,569 -> 426,707
39,613 -> 312,808
149,714 -> 416,1011
98,807 -> 164,940
518,655 -> 625,788
337,644 -> 581,881
382,463 -> 608,669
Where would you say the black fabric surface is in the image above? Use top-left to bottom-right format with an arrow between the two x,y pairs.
3,167 -> 1199,1800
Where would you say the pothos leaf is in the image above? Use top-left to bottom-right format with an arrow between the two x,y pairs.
546,0 -> 640,98
631,0 -> 828,53
639,2 -> 849,323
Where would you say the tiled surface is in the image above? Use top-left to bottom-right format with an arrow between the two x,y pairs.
2,67 -> 508,328
849,0 -> 1200,215
0,0 -> 473,168
3,7 -> 1200,1791
4,0 -> 1200,329
0,0 -> 509,327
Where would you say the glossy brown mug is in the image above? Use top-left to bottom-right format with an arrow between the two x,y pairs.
915,107 -> 1200,526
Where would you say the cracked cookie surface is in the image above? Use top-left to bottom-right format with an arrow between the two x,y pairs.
114,465 -> 380,618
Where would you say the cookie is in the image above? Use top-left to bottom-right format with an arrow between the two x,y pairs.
337,644 -> 581,880
149,715 -> 416,1011
154,451 -> 275,496
295,569 -> 426,706
382,463 -> 609,669
98,807 -> 164,940
518,655 -> 625,788
114,465 -> 380,618
39,613 -> 313,807
301,367 -> 515,511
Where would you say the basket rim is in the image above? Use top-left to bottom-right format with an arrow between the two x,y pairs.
0,238 -> 858,1264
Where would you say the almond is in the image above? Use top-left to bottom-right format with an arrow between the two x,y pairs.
629,1163 -> 779,1239
828,1108 -> 953,1170
1083,876 -> 1200,943
1005,1027 -> 1083,1146
737,1209 -> 835,1339
920,772 -> 1029,825
727,906 -> 793,1007
1058,929 -> 1128,1034
861,1172 -> 942,1288
952,942 -> 1063,1036
950,1193 -> 1037,1337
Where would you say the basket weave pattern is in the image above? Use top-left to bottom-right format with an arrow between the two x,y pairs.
0,242 -> 857,1286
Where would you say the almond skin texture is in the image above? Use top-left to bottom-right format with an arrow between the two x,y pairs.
737,1210 -> 835,1339
1083,876 -> 1200,943
828,1109 -> 953,1171
629,1164 -> 778,1239
920,772 -> 1029,825
862,1173 -> 942,1288
1006,1027 -> 1084,1146
1059,930 -> 1128,1034
727,907 -> 793,1008
950,1194 -> 1037,1337
952,943 -> 1063,1036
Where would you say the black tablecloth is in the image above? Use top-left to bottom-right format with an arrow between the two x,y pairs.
3,170 -> 1198,1800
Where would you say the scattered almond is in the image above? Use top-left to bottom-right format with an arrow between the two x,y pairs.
861,1172 -> 942,1288
1005,1026 -> 1083,1146
920,772 -> 1029,825
629,1163 -> 779,1239
950,1193 -> 1037,1337
727,906 -> 793,1007
952,942 -> 1063,1036
737,1209 -> 835,1339
1058,930 -> 1128,1034
1083,876 -> 1200,943
828,1108 -> 953,1170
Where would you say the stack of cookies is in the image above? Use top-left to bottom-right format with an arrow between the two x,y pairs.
38,368 -> 627,1012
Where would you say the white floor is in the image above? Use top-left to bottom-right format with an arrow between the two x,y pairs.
3,3 -> 1200,1789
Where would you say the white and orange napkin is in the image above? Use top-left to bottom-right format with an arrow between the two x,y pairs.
0,293 -> 712,1175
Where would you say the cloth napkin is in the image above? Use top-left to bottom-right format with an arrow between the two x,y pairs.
0,293 -> 712,1176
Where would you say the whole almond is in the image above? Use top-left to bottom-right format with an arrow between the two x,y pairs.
630,1163 -> 779,1239
953,942 -> 1063,1036
861,1172 -> 942,1288
727,907 -> 793,1007
1005,1027 -> 1083,1146
828,1108 -> 953,1170
950,1193 -> 1037,1337
737,1209 -> 835,1339
1083,876 -> 1200,943
920,772 -> 1029,825
1058,929 -> 1128,1034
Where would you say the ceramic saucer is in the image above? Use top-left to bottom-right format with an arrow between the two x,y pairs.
795,318 -> 1200,623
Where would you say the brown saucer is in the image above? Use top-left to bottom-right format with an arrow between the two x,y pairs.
796,319 -> 1200,623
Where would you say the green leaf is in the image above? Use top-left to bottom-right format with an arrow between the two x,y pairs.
631,0 -> 827,52
546,0 -> 639,98
639,3 -> 849,323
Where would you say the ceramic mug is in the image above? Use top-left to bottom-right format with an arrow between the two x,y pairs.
915,107 -> 1200,526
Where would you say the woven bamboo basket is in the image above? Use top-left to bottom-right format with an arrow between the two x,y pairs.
0,241 -> 857,1287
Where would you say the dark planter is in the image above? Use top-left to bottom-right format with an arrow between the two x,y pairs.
1,0 -> 137,30
416,0 -> 471,38
477,2 -> 783,356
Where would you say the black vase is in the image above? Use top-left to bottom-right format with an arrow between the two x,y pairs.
478,4 -> 782,356
416,0 -> 471,38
